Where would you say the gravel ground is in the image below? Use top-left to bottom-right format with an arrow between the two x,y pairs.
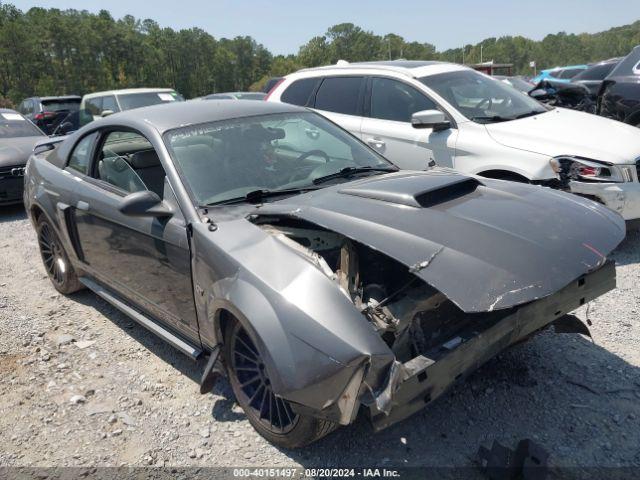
1,203 -> 640,472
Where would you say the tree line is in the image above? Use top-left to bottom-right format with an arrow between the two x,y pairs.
1,2 -> 639,106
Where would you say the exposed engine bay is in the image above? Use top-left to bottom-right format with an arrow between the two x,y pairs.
252,215 -> 506,364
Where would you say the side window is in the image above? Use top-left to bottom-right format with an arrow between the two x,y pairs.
85,97 -> 103,116
370,77 -> 437,122
67,132 -> 98,175
23,100 -> 34,115
101,95 -> 119,113
18,101 -> 26,114
281,78 -> 320,106
559,69 -> 580,79
314,77 -> 363,115
97,131 -> 166,196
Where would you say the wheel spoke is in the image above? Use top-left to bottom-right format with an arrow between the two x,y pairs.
236,366 -> 260,373
248,384 -> 264,408
258,386 -> 268,418
268,391 -> 274,427
239,374 -> 260,388
236,336 -> 258,358
234,349 -> 259,364
272,391 -> 284,429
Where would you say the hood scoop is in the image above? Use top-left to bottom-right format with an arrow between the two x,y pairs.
339,172 -> 481,208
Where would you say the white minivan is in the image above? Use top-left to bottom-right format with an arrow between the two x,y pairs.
267,60 -> 640,220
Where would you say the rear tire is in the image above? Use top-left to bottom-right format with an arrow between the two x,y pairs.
223,318 -> 337,448
36,216 -> 83,295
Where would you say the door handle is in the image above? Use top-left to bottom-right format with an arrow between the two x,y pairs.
366,138 -> 385,149
76,200 -> 90,211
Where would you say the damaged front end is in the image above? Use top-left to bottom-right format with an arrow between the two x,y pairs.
249,212 -> 618,430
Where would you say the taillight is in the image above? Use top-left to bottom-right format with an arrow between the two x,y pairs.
34,111 -> 55,120
264,78 -> 285,101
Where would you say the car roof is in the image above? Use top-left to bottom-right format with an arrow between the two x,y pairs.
295,59 -> 467,79
83,88 -> 175,99
215,91 -> 266,96
100,99 -> 306,134
0,108 -> 19,114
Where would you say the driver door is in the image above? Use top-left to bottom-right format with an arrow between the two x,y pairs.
360,77 -> 457,170
67,129 -> 199,341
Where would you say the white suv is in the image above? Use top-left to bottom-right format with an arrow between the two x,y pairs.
267,60 -> 640,220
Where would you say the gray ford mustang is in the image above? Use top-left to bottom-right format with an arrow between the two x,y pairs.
1,108 -> 46,205
24,100 -> 624,448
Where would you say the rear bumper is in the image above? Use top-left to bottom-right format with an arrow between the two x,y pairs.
368,260 -> 616,431
569,180 -> 640,220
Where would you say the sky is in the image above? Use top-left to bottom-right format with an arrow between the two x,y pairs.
10,0 -> 640,55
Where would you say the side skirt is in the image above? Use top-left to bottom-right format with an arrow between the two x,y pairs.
79,277 -> 203,360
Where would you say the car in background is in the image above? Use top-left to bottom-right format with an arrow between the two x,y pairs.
80,88 -> 185,122
263,77 -> 284,94
571,58 -> 621,96
268,60 -> 640,220
17,95 -> 81,135
529,78 -> 595,113
202,92 -> 266,101
531,64 -> 589,84
23,100 -> 624,448
0,108 -> 46,205
598,46 -> 640,128
494,75 -> 534,93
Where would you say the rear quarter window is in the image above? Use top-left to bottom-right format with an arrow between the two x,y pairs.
313,77 -> 363,116
67,132 -> 98,174
281,78 -> 321,106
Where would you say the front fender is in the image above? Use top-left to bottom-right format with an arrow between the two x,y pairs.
191,221 -> 394,416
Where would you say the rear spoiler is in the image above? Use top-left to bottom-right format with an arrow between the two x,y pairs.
33,136 -> 68,155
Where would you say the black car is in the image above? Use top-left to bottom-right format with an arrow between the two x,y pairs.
17,95 -> 81,135
571,58 -> 621,96
0,108 -> 46,205
598,46 -> 640,127
24,100 -> 624,448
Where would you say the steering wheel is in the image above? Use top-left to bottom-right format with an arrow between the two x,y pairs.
474,97 -> 493,110
296,149 -> 330,163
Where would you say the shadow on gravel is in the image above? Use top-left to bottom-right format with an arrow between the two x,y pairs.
276,333 -> 640,469
71,290 -> 205,384
0,203 -> 27,223
610,228 -> 640,266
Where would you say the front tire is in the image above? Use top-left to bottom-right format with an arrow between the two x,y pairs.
36,216 -> 83,294
223,318 -> 337,448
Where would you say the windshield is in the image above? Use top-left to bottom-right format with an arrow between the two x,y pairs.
0,112 -> 44,138
420,70 -> 548,123
164,112 -> 394,205
118,91 -> 184,111
505,78 -> 534,93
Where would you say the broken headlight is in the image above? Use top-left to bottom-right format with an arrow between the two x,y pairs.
549,156 -> 630,183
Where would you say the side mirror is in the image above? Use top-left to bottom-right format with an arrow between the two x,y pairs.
101,110 -> 115,118
411,109 -> 451,131
529,89 -> 548,99
119,190 -> 172,218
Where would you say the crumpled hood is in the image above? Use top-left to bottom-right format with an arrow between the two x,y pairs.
0,136 -> 42,168
486,108 -> 640,164
255,170 -> 625,313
